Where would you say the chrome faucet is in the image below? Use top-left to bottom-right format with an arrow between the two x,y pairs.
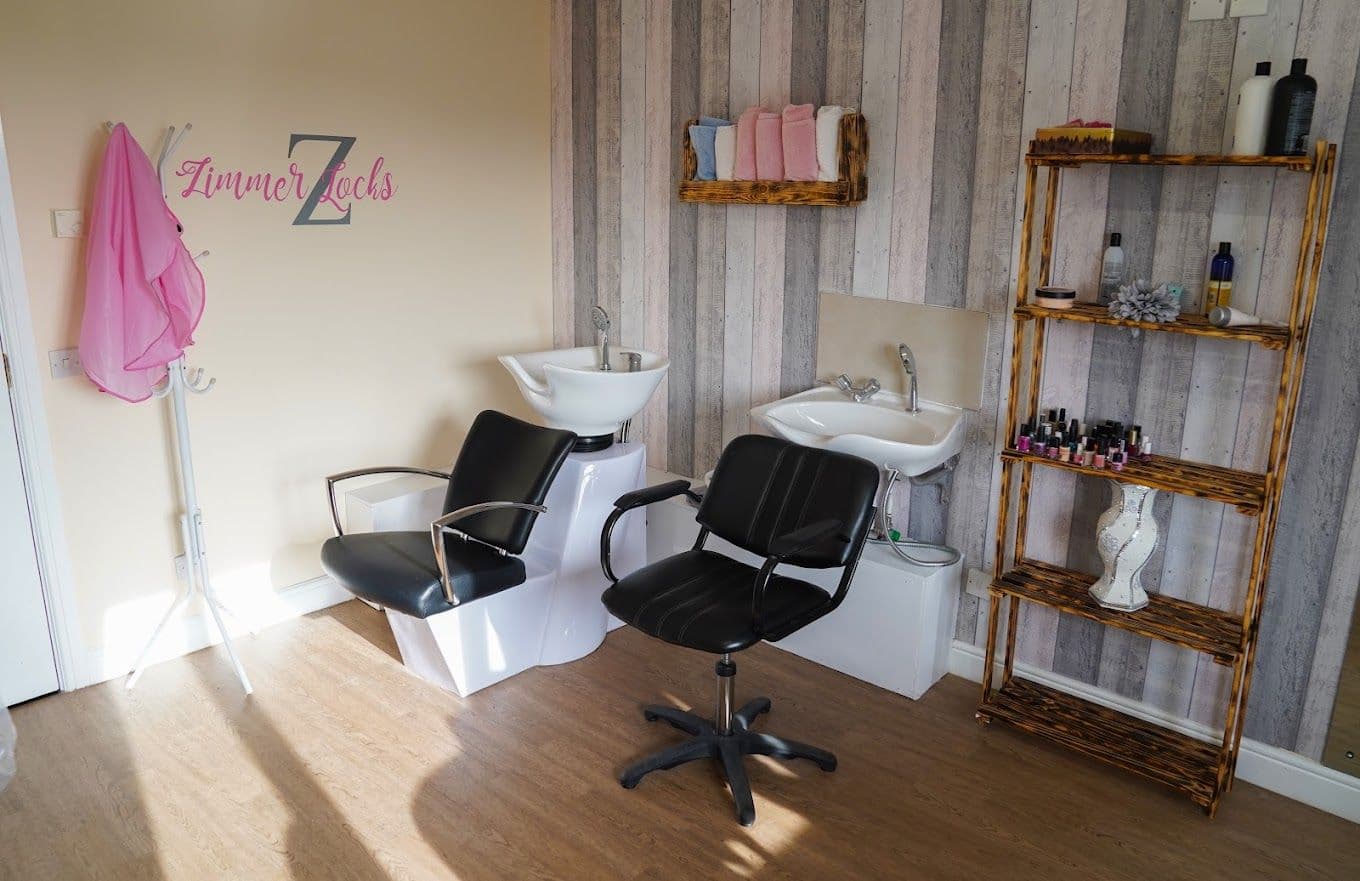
590,306 -> 612,371
898,343 -> 920,413
830,373 -> 881,403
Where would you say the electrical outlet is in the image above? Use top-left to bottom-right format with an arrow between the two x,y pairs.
51,209 -> 84,238
173,553 -> 189,583
1188,0 -> 1227,20
48,348 -> 83,379
965,566 -> 991,599
1229,0 -> 1268,16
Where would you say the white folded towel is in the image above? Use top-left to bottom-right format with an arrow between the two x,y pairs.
816,105 -> 847,182
714,125 -> 736,180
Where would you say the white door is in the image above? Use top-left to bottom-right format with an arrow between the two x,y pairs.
0,350 -> 58,705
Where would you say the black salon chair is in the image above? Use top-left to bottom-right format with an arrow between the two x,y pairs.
599,434 -> 880,826
320,410 -> 576,618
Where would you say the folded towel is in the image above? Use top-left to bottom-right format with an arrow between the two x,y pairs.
816,105 -> 847,182
734,107 -> 760,180
688,116 -> 731,181
755,112 -> 783,180
689,125 -> 719,180
782,104 -> 818,181
714,125 -> 736,180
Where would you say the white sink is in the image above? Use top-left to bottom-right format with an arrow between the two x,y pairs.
750,387 -> 965,476
499,346 -> 669,439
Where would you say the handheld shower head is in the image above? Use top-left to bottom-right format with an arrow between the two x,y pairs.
591,306 -> 613,370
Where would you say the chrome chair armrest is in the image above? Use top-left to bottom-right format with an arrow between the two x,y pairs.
325,466 -> 451,536
430,501 -> 547,605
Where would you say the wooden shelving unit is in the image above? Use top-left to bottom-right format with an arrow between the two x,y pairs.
976,141 -> 1339,816
677,113 -> 868,206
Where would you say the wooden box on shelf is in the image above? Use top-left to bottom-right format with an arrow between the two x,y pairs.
678,113 -> 868,206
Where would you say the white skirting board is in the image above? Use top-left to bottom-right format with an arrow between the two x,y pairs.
81,576 -> 352,688
949,640 -> 1360,824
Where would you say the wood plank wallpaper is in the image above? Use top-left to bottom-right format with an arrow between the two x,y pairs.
551,0 -> 1360,760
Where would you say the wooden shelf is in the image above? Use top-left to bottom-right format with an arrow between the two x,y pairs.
678,113 -> 868,206
678,179 -> 864,206
1015,301 -> 1291,350
978,678 -> 1220,808
993,559 -> 1242,665
1026,150 -> 1314,172
999,448 -> 1267,514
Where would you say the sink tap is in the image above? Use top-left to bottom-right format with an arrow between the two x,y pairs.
591,305 -> 612,371
898,343 -> 920,413
829,373 -> 881,403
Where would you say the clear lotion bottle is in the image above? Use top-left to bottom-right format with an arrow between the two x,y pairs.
1098,232 -> 1125,306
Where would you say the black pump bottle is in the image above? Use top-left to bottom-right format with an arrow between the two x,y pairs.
1266,58 -> 1318,156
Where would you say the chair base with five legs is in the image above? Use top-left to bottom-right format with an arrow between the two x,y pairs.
619,654 -> 836,827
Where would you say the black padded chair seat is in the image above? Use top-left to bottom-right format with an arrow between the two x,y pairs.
321,531 -> 526,619
602,549 -> 831,654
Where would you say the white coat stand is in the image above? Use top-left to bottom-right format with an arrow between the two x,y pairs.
112,121 -> 254,694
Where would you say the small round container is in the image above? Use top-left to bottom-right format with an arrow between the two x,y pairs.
1034,285 -> 1077,309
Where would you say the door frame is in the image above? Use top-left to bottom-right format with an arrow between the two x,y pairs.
0,113 -> 85,692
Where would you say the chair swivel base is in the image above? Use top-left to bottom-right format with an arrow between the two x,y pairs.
618,698 -> 837,827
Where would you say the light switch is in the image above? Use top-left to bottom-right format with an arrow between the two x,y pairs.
52,210 -> 84,238
1188,0 -> 1227,20
1230,0 -> 1268,16
48,348 -> 83,379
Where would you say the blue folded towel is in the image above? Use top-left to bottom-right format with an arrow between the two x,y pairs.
689,116 -> 732,181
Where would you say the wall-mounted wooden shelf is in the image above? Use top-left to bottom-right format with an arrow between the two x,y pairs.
678,113 -> 868,206
980,140 -> 1339,817
992,559 -> 1243,665
1015,302 -> 1291,350
998,449 -> 1267,514
1027,148 -> 1315,172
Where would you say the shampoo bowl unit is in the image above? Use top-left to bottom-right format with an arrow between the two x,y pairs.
499,346 -> 668,449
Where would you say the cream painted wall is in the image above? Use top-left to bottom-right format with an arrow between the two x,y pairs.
0,0 -> 551,659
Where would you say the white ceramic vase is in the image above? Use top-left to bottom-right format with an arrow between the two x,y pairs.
1088,483 -> 1159,612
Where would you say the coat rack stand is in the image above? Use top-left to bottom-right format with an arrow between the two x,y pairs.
109,121 -> 253,695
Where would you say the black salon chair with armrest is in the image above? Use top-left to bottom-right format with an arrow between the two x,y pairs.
320,410 -> 576,618
599,434 -> 880,826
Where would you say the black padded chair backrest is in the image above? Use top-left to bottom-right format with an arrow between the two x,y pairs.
443,410 -> 578,554
696,435 -> 880,568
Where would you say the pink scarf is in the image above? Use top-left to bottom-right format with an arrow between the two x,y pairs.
79,124 -> 204,402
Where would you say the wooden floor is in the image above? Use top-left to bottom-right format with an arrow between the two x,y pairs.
1,601 -> 1355,881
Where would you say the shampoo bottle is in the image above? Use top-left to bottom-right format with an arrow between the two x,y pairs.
1266,58 -> 1317,156
1206,242 -> 1234,313
1232,61 -> 1272,156
1098,233 -> 1125,305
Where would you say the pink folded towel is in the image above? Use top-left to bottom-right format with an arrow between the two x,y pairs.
782,104 -> 818,181
755,112 -> 783,180
734,107 -> 760,180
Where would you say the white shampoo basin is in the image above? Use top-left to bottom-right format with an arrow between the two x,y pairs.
499,346 -> 669,438
751,386 -> 964,476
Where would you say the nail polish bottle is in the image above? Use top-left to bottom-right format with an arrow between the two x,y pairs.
1111,451 -> 1125,473
1017,432 -> 1031,453
1094,450 -> 1106,469
1069,418 -> 1080,439
1140,437 -> 1152,462
1058,444 -> 1070,463
1082,443 -> 1095,468
1048,443 -> 1061,460
1058,407 -> 1067,426
1034,436 -> 1047,456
